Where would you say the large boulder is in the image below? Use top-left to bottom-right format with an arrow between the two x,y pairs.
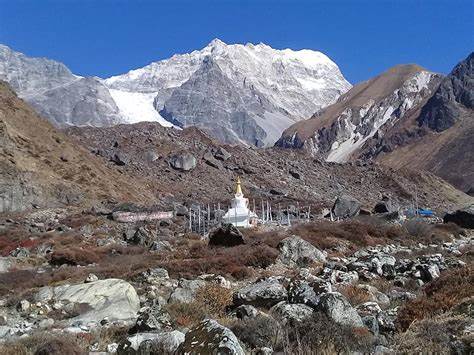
203,150 -> 223,169
178,319 -> 245,355
277,236 -> 326,267
35,279 -> 140,325
316,292 -> 364,328
125,226 -> 156,247
213,147 -> 232,161
131,302 -> 172,333
234,278 -> 288,308
169,152 -> 197,171
209,223 -> 245,247
443,204 -> 474,229
331,195 -> 361,219
118,330 -> 185,355
373,196 -> 399,214
287,278 -> 332,308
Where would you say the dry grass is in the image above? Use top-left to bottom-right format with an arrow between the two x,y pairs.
281,313 -> 374,354
0,332 -> 88,355
396,265 -> 473,331
195,284 -> 233,317
394,314 -> 472,354
338,284 -> 373,306
155,240 -> 278,280
165,284 -> 232,328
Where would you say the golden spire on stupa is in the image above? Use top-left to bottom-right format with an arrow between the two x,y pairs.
235,176 -> 243,195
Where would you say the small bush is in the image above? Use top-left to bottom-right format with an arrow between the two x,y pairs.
165,302 -> 208,328
0,332 -> 87,355
195,284 -> 233,317
50,247 -> 100,266
338,284 -> 373,306
394,314 -> 471,353
397,266 -> 473,331
282,313 -> 374,354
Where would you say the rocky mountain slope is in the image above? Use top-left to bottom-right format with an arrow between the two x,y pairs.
65,121 -> 472,213
277,53 -> 473,194
0,81 -> 154,213
0,45 -> 122,127
375,52 -> 473,194
0,41 -> 351,146
276,65 -> 442,161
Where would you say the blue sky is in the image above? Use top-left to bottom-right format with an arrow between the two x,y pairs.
1,0 -> 472,84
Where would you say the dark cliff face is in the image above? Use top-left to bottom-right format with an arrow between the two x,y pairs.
159,57 -> 268,146
418,52 -> 473,131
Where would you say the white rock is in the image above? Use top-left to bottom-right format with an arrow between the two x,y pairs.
35,278 -> 140,325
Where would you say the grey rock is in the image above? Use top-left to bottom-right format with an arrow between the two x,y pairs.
85,273 -> 99,283
331,195 -> 361,219
174,204 -> 188,217
146,267 -> 169,279
357,285 -> 390,308
169,152 -> 197,171
160,56 -> 270,146
277,236 -> 326,267
388,290 -> 416,302
203,150 -> 222,169
126,226 -> 156,247
255,347 -> 274,355
287,278 -> 332,308
0,257 -> 12,273
168,279 -> 206,304
234,278 -> 288,308
373,196 -> 399,214
316,292 -> 364,327
9,247 -> 30,257
30,77 -> 123,127
132,302 -> 171,333
35,278 -> 140,325
209,223 -> 245,247
416,263 -> 440,282
270,301 -> 313,324
38,318 -> 54,328
234,305 -> 259,320
0,325 -> 11,338
213,147 -> 232,161
118,330 -> 185,354
178,319 -> 245,355
17,299 -> 30,312
150,240 -> 173,252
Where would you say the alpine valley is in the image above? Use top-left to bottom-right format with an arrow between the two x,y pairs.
0,35 -> 473,355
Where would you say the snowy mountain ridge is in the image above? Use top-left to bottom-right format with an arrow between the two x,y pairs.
0,40 -> 351,145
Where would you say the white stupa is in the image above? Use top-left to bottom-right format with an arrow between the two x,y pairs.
223,177 -> 258,228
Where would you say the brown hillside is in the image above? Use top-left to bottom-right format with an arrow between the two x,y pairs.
0,81 -> 154,212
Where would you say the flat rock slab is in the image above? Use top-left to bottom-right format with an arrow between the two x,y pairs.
35,278 -> 140,325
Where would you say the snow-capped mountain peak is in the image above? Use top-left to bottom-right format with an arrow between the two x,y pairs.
1,40 -> 351,145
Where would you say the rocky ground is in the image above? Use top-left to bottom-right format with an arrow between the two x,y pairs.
0,201 -> 472,354
65,122 -> 472,213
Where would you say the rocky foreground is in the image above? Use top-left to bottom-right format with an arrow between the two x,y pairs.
0,203 -> 473,354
